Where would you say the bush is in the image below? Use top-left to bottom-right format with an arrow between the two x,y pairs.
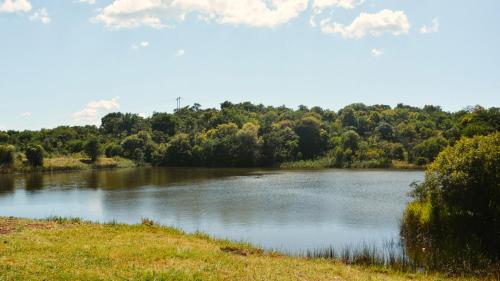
402,132 -> 500,271
0,145 -> 15,166
25,144 -> 44,166
84,138 -> 100,162
104,143 -> 123,158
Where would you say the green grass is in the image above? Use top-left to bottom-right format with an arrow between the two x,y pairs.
0,156 -> 135,174
281,158 -> 423,170
0,217 -> 488,281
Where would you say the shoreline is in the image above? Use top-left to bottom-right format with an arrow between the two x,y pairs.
0,158 -> 424,176
0,216 -> 481,281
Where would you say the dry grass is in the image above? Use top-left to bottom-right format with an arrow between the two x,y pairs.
0,217 -> 485,281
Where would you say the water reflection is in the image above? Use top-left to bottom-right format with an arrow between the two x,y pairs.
0,168 -> 423,253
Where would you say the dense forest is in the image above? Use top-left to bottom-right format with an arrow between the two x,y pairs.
1,102 -> 499,169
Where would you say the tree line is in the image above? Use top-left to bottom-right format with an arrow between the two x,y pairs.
0,102 -> 498,168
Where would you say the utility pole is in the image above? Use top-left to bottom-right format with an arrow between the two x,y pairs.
176,97 -> 181,110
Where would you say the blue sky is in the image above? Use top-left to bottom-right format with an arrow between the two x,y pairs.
0,0 -> 499,130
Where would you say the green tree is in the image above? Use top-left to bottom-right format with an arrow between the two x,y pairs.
25,144 -> 44,166
340,108 -> 357,128
263,123 -> 299,165
155,133 -> 192,166
341,130 -> 360,152
104,143 -> 123,157
375,122 -> 394,140
0,132 -> 9,143
150,112 -> 177,136
234,123 -> 262,166
412,136 -> 448,164
84,138 -> 100,162
402,133 -> 500,270
0,145 -> 15,166
295,116 -> 323,159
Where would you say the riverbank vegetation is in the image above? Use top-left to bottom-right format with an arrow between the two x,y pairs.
401,132 -> 499,275
0,217 -> 487,281
0,102 -> 498,172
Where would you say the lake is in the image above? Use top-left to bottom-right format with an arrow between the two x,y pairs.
0,168 -> 424,254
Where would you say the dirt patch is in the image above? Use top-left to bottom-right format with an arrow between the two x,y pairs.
25,222 -> 55,231
0,219 -> 56,235
220,246 -> 264,257
0,219 -> 17,234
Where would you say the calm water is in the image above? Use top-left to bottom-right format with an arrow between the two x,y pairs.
0,168 -> 423,253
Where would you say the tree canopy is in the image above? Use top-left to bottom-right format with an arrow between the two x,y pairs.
1,102 -> 498,168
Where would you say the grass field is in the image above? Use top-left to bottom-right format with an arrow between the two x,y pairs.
0,217 -> 485,281
0,156 -> 135,174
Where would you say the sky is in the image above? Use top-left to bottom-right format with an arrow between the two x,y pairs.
0,0 -> 499,130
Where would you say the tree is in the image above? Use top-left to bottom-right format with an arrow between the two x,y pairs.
25,144 -> 44,166
0,132 -> 9,143
120,132 -> 155,163
155,133 -> 192,166
412,136 -> 448,164
0,145 -> 15,166
402,132 -> 500,270
150,112 -> 177,136
340,108 -> 357,128
234,123 -> 262,166
84,138 -> 100,162
341,130 -> 360,152
375,122 -> 394,140
198,123 -> 239,166
104,143 -> 122,157
263,123 -> 299,165
295,116 -> 323,159
101,113 -> 148,136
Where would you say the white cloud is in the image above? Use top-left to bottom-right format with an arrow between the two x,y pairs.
20,112 -> 32,117
29,7 -> 50,24
131,41 -> 149,50
92,0 -> 309,29
0,0 -> 32,13
72,96 -> 120,125
175,49 -> 185,57
320,9 -> 410,39
420,18 -> 439,34
0,125 -> 6,131
313,0 -> 364,12
77,0 -> 96,4
371,48 -> 383,57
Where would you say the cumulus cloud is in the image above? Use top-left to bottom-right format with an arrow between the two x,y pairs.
72,96 -> 120,125
20,112 -> 32,117
92,0 -> 309,29
77,0 -> 96,4
29,7 -> 50,24
175,49 -> 185,57
420,18 -> 439,34
320,9 -> 410,39
0,0 -> 32,13
371,48 -> 383,57
131,41 -> 149,50
313,0 -> 364,12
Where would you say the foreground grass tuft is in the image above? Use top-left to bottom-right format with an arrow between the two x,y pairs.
0,217 -> 488,281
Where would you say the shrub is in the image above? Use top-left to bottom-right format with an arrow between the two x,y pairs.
104,143 -> 123,158
25,144 -> 44,166
402,132 -> 500,271
84,138 -> 100,162
0,144 -> 16,166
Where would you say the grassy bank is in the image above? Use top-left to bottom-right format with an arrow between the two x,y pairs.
0,156 -> 135,174
281,158 -> 424,170
0,217 -> 485,281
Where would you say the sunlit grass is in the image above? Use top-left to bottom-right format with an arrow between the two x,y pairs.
0,217 -> 485,281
